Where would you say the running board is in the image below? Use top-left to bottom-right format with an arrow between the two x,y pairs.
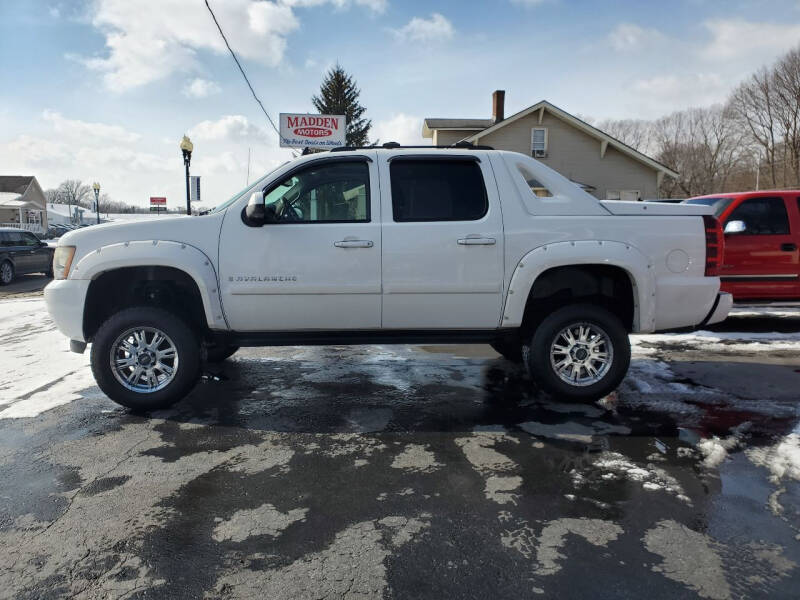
224,329 -> 517,347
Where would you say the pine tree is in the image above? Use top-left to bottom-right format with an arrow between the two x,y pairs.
312,64 -> 371,147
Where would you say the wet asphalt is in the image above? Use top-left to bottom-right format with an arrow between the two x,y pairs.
1,312 -> 799,599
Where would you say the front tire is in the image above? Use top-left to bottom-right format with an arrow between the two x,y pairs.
0,260 -> 14,285
524,304 -> 630,401
90,306 -> 201,411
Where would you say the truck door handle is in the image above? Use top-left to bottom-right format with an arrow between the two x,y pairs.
781,243 -> 797,251
334,240 -> 373,248
457,237 -> 496,246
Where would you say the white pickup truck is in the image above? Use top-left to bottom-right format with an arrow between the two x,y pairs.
44,146 -> 731,410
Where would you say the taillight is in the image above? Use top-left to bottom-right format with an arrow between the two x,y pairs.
703,215 -> 724,276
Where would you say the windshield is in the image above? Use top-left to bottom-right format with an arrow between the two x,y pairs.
684,197 -> 734,218
208,162 -> 289,214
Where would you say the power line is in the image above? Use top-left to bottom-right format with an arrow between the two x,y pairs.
204,0 -> 287,147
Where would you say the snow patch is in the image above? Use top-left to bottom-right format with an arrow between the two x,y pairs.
696,424 -> 749,469
746,433 -> 800,483
591,452 -> 688,500
0,298 -> 96,418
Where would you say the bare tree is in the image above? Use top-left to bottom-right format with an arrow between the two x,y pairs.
652,105 -> 742,197
44,188 -> 59,204
730,67 -> 781,187
772,46 -> 800,186
594,118 -> 655,155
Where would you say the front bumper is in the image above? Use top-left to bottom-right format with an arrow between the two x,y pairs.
700,291 -> 733,327
44,279 -> 91,343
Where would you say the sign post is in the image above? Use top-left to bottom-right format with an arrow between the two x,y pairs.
279,113 -> 346,150
149,197 -> 166,214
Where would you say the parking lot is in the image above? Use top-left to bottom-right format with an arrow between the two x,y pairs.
0,273 -> 51,298
1,295 -> 799,599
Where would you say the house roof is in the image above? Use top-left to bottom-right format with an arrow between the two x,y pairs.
469,101 -> 678,177
0,192 -> 22,204
423,100 -> 678,178
0,176 -> 35,195
0,176 -> 47,211
422,118 -> 494,137
48,203 -> 85,217
0,199 -> 26,208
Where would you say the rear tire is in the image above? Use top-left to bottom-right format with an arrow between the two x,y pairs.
90,306 -> 201,411
490,339 -> 523,363
0,260 -> 14,285
524,304 -> 630,402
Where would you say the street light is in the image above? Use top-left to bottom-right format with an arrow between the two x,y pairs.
180,135 -> 194,216
92,182 -> 101,225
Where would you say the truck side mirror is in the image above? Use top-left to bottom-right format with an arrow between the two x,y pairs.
724,220 -> 746,235
243,192 -> 266,227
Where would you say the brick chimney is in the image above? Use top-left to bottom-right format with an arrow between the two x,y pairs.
492,90 -> 505,123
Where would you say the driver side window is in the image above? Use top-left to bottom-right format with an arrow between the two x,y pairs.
264,160 -> 370,223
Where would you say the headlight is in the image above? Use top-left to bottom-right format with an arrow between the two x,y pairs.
53,246 -> 76,280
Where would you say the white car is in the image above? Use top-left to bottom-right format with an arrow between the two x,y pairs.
44,146 -> 731,410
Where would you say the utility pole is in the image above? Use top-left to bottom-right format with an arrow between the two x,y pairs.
755,153 -> 760,191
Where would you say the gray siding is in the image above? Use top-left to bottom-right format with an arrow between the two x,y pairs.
474,112 -> 659,200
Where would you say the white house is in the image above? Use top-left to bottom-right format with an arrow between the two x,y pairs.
47,202 -> 88,226
0,176 -> 48,233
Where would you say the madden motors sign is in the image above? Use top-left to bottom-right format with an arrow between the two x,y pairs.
279,113 -> 346,149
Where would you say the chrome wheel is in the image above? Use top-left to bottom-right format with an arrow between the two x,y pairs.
0,262 -> 13,284
549,322 -> 613,387
110,327 -> 179,393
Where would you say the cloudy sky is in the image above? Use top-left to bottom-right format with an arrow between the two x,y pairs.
2,0 -> 800,208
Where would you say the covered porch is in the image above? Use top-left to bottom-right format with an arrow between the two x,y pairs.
0,197 -> 47,234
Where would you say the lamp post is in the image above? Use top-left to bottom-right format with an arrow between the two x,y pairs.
92,182 -> 101,225
180,135 -> 194,215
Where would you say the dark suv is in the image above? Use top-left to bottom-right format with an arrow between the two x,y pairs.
0,228 -> 54,285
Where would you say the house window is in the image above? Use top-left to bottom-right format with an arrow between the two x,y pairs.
607,190 -> 641,201
531,128 -> 548,158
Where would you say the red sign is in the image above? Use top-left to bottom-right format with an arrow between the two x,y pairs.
150,197 -> 166,205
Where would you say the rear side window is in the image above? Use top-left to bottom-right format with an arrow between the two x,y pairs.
390,159 -> 488,222
516,165 -> 553,197
3,232 -> 22,246
727,197 -> 789,235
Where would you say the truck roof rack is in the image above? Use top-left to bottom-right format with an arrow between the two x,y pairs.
330,141 -> 494,152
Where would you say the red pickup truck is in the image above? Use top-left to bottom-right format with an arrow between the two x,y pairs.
685,191 -> 800,300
